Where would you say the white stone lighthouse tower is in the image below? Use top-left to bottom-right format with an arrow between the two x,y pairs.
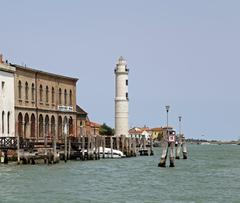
115,56 -> 129,137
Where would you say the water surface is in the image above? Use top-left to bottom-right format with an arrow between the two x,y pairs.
0,144 -> 239,203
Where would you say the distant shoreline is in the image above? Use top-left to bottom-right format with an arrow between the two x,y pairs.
186,139 -> 240,145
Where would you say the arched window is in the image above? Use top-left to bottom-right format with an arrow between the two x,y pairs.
59,88 -> 62,105
2,111 -> 5,134
18,81 -> 22,99
39,85 -> 43,102
69,117 -> 73,135
25,82 -> 29,100
69,90 -> 72,106
31,83 -> 35,101
7,112 -> 10,134
46,86 -> 49,103
52,87 -> 55,104
64,89 -> 67,106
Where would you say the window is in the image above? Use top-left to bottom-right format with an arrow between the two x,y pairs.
39,85 -> 43,102
126,80 -> 128,86
52,87 -> 55,104
64,89 -> 67,106
59,88 -> 62,105
7,112 -> 10,134
69,90 -> 72,106
18,81 -> 22,99
126,92 -> 128,99
25,82 -> 29,100
46,86 -> 49,103
31,83 -> 35,101
2,111 -> 4,134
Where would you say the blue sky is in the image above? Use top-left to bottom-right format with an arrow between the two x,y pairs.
1,0 -> 240,141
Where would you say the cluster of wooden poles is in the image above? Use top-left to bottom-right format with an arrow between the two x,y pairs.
12,135 -> 154,165
158,134 -> 188,167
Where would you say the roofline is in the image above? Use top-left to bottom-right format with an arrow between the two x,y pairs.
11,64 -> 78,82
0,63 -> 15,73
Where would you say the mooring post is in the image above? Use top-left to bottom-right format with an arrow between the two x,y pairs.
64,134 -> 67,163
82,135 -> 85,161
133,138 -> 136,156
110,136 -> 113,158
94,136 -> 97,160
169,142 -> 175,167
97,136 -> 100,160
116,136 -> 119,151
176,135 -> 182,159
128,138 -> 132,156
53,132 -> 57,163
182,135 -> 188,159
102,136 -> 105,159
68,138 -> 71,160
158,140 -> 168,167
17,135 -> 20,164
121,135 -> 125,154
150,136 -> 154,156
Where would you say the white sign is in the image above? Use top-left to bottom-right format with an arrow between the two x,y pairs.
168,135 -> 175,142
58,105 -> 73,112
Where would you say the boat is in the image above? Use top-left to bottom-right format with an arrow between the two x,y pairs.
98,147 -> 126,158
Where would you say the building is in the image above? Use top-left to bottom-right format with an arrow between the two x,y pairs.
129,127 -> 151,140
114,56 -> 129,137
12,63 -> 78,141
0,55 -> 15,137
151,127 -> 175,141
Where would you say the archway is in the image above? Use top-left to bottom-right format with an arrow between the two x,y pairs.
24,113 -> 29,138
30,114 -> 35,138
45,115 -> 49,139
58,116 -> 62,139
39,114 -> 43,138
18,113 -> 23,137
51,115 -> 55,139
69,116 -> 73,136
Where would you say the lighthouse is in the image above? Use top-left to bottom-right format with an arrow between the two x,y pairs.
114,56 -> 129,137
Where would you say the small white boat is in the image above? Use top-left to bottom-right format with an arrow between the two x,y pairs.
99,147 -> 126,158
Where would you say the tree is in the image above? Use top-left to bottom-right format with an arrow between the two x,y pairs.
99,123 -> 114,136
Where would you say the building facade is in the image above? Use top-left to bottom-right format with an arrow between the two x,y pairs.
12,64 -> 78,141
114,56 -> 129,137
0,56 -> 15,137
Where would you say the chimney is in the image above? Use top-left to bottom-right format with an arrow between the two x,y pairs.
0,54 -> 3,64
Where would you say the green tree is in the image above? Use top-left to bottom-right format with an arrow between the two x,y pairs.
99,123 -> 114,136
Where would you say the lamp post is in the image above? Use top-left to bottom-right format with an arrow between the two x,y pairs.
165,105 -> 170,139
176,116 -> 182,159
178,116 -> 182,136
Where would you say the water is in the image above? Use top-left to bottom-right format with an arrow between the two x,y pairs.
0,144 -> 240,203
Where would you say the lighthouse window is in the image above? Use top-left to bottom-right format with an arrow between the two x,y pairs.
126,80 -> 128,86
126,92 -> 128,99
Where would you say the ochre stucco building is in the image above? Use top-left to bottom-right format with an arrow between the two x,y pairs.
12,64 -> 78,142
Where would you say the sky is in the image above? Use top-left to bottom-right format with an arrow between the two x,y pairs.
0,0 -> 240,141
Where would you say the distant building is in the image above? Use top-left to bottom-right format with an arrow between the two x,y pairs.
151,127 -> 175,140
76,105 -> 100,136
128,127 -> 151,140
0,55 -> 15,137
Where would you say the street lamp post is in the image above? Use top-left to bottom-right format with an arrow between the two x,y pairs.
176,116 -> 182,159
166,106 -> 170,139
178,116 -> 182,136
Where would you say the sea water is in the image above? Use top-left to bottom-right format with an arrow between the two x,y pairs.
0,144 -> 239,203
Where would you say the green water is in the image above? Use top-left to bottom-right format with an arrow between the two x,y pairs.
0,144 -> 239,203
